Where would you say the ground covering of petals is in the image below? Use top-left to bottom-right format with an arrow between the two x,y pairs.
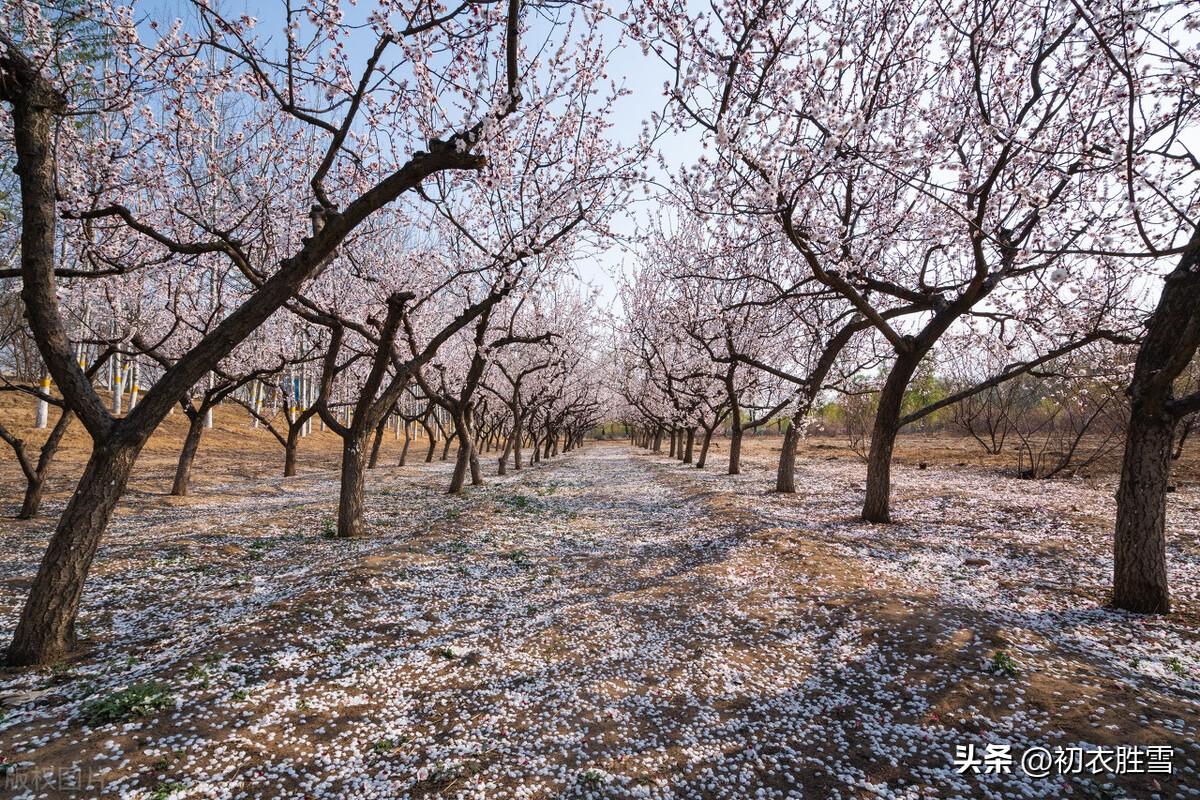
0,443 -> 1197,800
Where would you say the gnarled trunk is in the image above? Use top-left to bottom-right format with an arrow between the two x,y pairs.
776,416 -> 800,493
862,353 -> 920,523
368,418 -> 387,469
1113,243 -> 1200,613
398,421 -> 412,466
424,432 -> 438,462
6,441 -> 142,666
336,434 -> 369,537
18,475 -> 47,521
498,414 -> 521,476
449,425 -> 472,494
513,421 -> 524,470
683,427 -> 696,464
469,446 -> 483,486
170,410 -> 206,497
1113,414 -> 1174,612
284,426 -> 301,477
18,407 -> 73,519
728,425 -> 743,475
696,426 -> 714,468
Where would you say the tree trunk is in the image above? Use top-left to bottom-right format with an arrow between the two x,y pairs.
424,431 -> 437,462
728,425 -> 743,475
652,425 -> 663,453
498,414 -> 520,476
18,473 -> 46,521
6,442 -> 141,666
683,427 -> 696,464
776,416 -> 800,493
336,434 -> 369,537
1112,241 -> 1200,613
469,445 -> 483,486
398,422 -> 411,466
34,374 -> 49,429
513,419 -> 524,470
18,407 -> 73,519
449,424 -> 472,494
368,418 -> 387,469
696,426 -> 714,468
284,426 -> 300,477
497,432 -> 511,475
170,410 -> 205,497
862,353 -> 921,523
1113,414 -> 1175,613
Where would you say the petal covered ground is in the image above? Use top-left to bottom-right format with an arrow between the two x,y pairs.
0,443 -> 1197,800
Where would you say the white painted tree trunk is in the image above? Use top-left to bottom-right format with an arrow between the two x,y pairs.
302,373 -> 311,437
35,373 -> 50,429
251,382 -> 261,428
111,353 -> 124,414
203,373 -> 214,429
288,368 -> 298,429
128,359 -> 140,410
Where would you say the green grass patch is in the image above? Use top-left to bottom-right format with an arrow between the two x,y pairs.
81,681 -> 173,726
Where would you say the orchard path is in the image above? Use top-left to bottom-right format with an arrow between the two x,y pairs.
0,443 -> 1198,799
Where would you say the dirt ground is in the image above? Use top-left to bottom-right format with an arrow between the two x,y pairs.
0,398 -> 1197,800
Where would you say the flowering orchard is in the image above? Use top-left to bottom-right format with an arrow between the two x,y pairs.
0,0 -> 1197,797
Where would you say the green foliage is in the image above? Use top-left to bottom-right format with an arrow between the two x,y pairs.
503,494 -> 532,510
814,401 -> 844,430
989,650 -> 1019,677
149,781 -> 187,800
81,682 -> 173,726
42,660 -> 77,686
580,768 -> 609,786
901,360 -> 954,430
